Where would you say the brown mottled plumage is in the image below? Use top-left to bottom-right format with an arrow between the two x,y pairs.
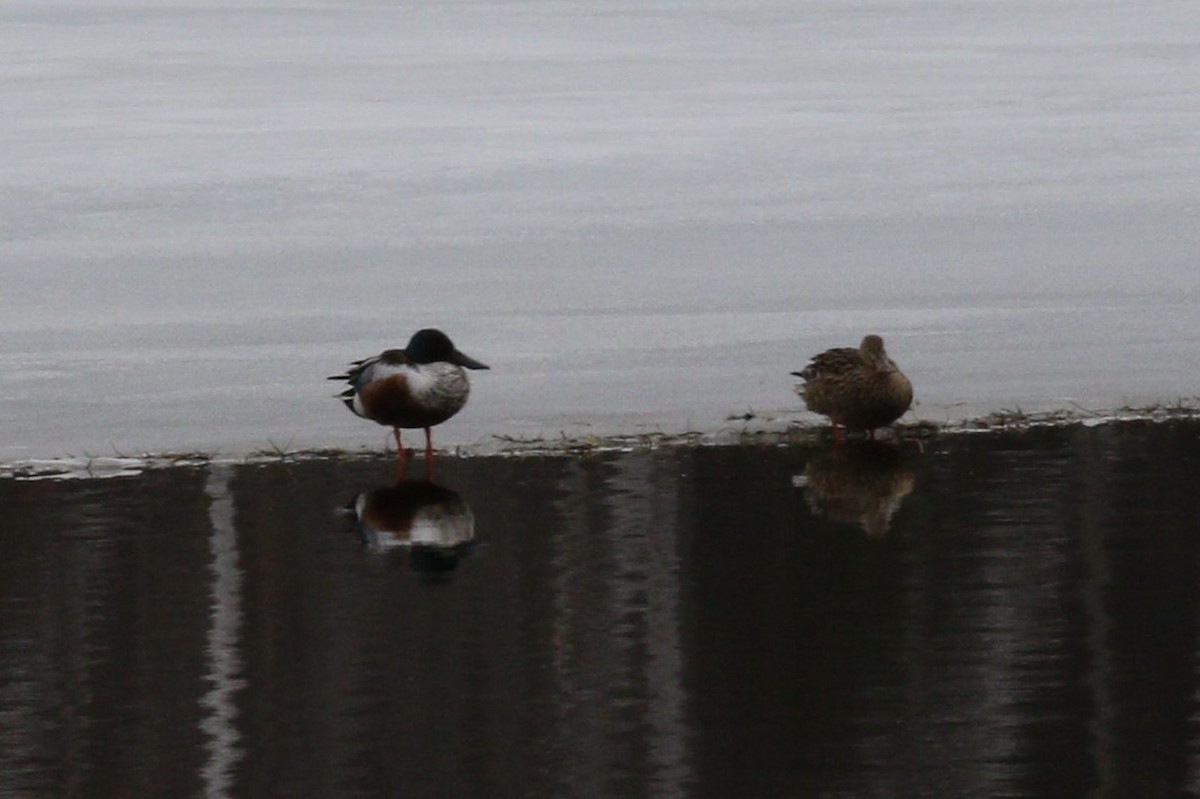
792,334 -> 913,435
800,439 -> 916,536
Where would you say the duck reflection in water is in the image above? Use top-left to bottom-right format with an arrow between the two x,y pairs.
347,480 -> 475,574
795,439 -> 917,536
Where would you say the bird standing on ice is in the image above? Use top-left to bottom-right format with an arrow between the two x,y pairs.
792,334 -> 913,439
330,328 -> 488,480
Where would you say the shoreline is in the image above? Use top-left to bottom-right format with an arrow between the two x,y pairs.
4,400 -> 1198,482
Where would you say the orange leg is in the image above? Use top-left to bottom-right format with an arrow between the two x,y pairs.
423,426 -> 435,481
393,427 -> 406,482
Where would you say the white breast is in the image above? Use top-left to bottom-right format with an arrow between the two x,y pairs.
409,362 -> 471,411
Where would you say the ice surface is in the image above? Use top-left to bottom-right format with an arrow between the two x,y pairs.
3,0 -> 1199,460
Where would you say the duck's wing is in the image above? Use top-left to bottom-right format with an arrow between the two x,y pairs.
328,349 -> 410,394
791,347 -> 863,383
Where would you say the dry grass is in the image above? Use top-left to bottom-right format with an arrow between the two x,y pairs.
6,399 -> 1200,480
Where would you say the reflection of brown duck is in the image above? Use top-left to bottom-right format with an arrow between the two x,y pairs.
792,334 -> 913,439
797,440 -> 916,536
348,481 -> 475,572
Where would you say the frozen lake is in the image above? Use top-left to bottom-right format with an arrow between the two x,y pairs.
3,0 -> 1199,461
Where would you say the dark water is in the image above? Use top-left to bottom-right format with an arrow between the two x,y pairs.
3,420 -> 1200,798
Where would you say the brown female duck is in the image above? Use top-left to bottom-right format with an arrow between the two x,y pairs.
792,334 -> 913,438
800,439 -> 916,536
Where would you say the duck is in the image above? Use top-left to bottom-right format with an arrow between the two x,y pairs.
330,328 -> 488,479
348,481 -> 475,573
798,439 -> 916,536
792,334 -> 912,438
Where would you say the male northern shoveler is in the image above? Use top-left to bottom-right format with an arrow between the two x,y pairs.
792,334 -> 913,438
348,481 -> 475,568
330,328 -> 488,479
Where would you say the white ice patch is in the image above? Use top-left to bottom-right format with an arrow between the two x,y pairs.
3,0 -> 1200,460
